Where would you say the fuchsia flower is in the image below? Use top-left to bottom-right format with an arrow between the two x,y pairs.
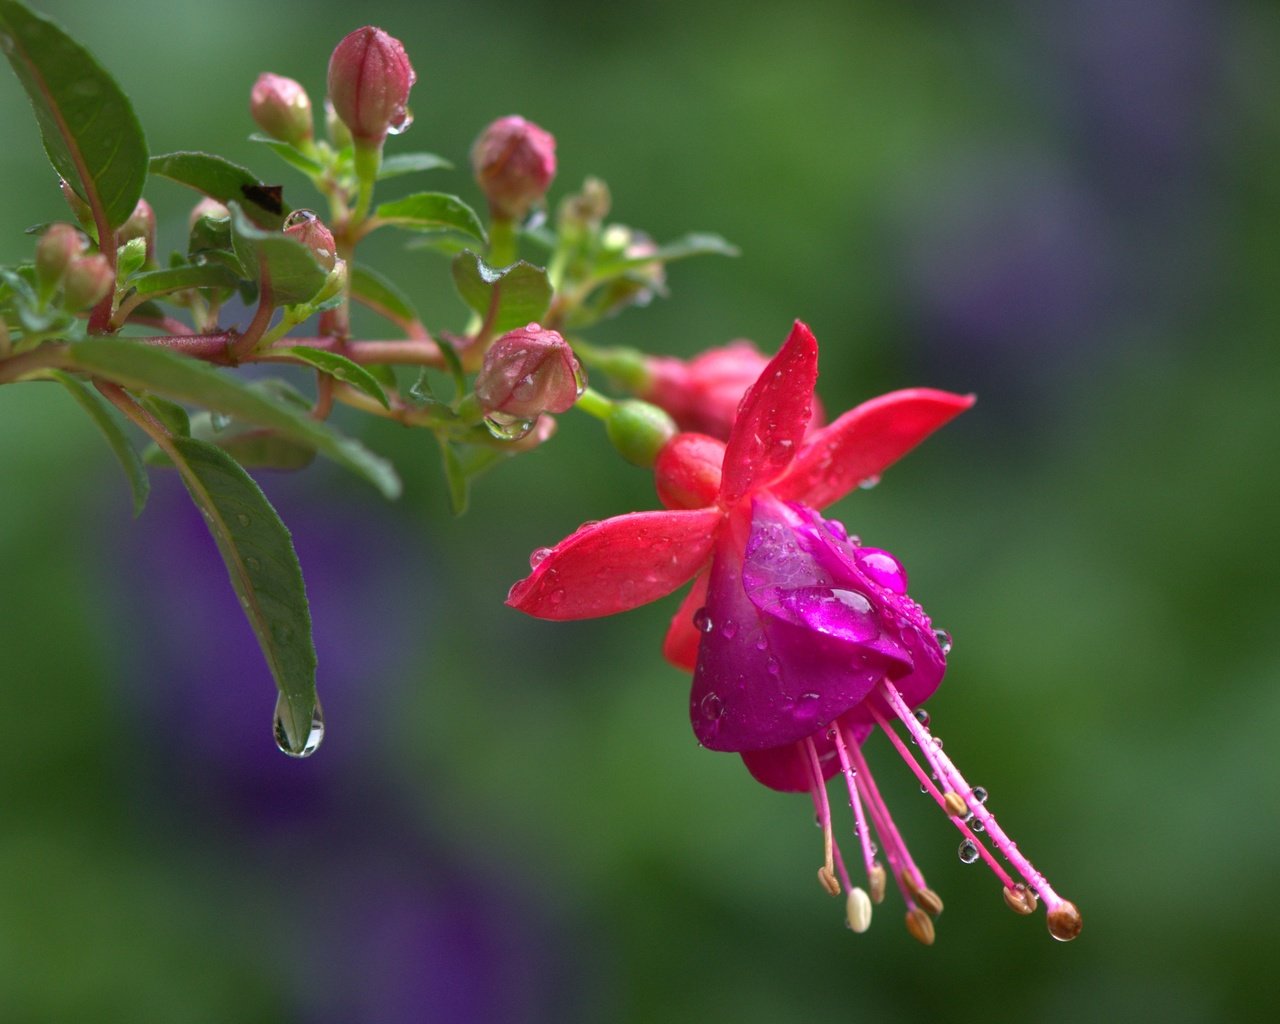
508,321 -> 1081,943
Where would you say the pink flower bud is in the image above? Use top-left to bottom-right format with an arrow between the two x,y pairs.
475,324 -> 583,419
61,253 -> 114,310
327,26 -> 415,145
654,432 -> 725,510
643,341 -> 825,441
34,223 -> 85,289
188,197 -> 230,231
471,116 -> 557,220
116,198 -> 156,261
250,72 -> 314,146
283,210 -> 338,272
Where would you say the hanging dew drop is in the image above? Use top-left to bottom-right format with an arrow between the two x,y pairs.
858,474 -> 881,490
693,606 -> 714,633
971,818 -> 986,833
484,412 -> 535,441
913,707 -> 930,727
933,628 -> 953,655
971,786 -> 988,805
273,692 -> 325,758
958,839 -> 979,864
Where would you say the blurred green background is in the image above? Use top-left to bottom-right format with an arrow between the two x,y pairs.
2,0 -> 1277,1020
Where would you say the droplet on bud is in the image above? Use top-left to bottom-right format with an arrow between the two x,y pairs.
272,692 -> 325,758
845,887 -> 872,933
905,907 -> 936,946
1047,901 -> 1083,941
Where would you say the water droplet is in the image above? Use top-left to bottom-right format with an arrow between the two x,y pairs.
273,692 -> 325,758
766,657 -> 780,676
970,785 -> 988,804
858,474 -> 881,490
386,106 -> 414,135
823,518 -> 848,542
484,411 -> 535,441
235,513 -> 251,527
548,588 -> 565,605
958,839 -> 979,865
529,547 -> 552,568
700,692 -> 724,720
720,619 -> 737,639
913,707 -> 930,727
693,607 -> 713,633
933,628 -> 953,655
572,361 -> 588,399
210,411 -> 232,432
970,818 -> 986,833
755,637 -> 768,651
856,548 -> 908,593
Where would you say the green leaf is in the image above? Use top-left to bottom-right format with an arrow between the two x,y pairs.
139,393 -> 190,436
378,152 -> 452,179
451,250 -> 553,336
248,133 -> 324,175
128,262 -> 241,297
593,232 -> 740,276
374,192 -> 486,243
66,339 -> 402,498
404,232 -> 477,258
50,370 -> 149,516
436,438 -> 469,516
0,1 -> 148,230
149,151 -> 288,229
350,263 -> 420,326
165,435 -> 319,753
228,203 -> 327,306
286,347 -> 390,409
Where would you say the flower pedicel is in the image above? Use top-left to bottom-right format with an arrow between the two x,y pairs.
509,321 -> 1081,944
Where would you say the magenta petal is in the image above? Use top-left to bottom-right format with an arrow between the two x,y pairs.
740,721 -> 874,793
507,507 -> 722,619
771,388 -> 975,509
718,321 -> 818,507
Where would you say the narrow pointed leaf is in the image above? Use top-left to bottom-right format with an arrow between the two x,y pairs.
128,262 -> 241,297
719,320 -> 818,505
248,133 -> 324,175
772,388 -> 976,509
150,151 -> 288,228
351,263 -> 420,327
437,439 -> 469,516
286,347 -> 390,409
166,435 -> 317,751
594,232 -> 739,276
374,192 -> 486,242
378,152 -> 452,179
0,1 -> 148,229
507,507 -> 722,620
451,251 -> 552,336
227,203 -> 327,306
50,370 -> 149,515
67,339 -> 401,498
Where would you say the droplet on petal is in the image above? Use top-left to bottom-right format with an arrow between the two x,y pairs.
529,546 -> 552,568
693,606 -> 714,633
855,548 -> 908,594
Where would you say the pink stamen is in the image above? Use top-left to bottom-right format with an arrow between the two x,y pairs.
844,740 -> 922,910
881,680 -> 1071,913
831,724 -> 878,883
869,702 -> 1018,890
803,736 -> 839,892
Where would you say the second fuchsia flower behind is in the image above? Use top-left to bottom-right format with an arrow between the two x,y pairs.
508,321 -> 1081,945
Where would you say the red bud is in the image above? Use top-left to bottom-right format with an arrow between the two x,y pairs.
327,26 -> 415,145
476,324 -> 582,419
471,116 -> 557,220
251,72 -> 314,146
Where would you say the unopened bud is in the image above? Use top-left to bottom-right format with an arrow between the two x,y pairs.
654,432 -> 724,510
189,197 -> 230,232
35,223 -> 85,290
557,177 -> 610,234
61,253 -> 113,310
606,399 -> 677,468
251,72 -> 314,146
1002,883 -> 1038,916
327,26 -> 415,145
476,324 -> 582,419
817,865 -> 840,897
905,907 -> 936,946
116,199 -> 156,261
471,115 -> 556,221
1047,900 -> 1083,942
845,887 -> 873,933
943,791 -> 967,817
283,210 -> 338,272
